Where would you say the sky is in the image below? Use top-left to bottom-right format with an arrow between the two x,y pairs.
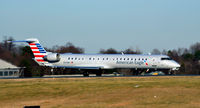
0,0 -> 200,53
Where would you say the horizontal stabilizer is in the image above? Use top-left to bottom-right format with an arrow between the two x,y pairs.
8,40 -> 36,43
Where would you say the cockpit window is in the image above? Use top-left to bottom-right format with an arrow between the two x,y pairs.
161,57 -> 172,60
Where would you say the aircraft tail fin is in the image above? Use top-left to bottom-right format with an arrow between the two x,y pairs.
10,38 -> 52,66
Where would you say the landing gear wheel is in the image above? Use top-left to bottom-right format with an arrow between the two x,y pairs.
96,70 -> 103,76
83,72 -> 89,77
96,72 -> 102,76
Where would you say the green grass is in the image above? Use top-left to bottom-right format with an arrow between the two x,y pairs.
0,76 -> 200,108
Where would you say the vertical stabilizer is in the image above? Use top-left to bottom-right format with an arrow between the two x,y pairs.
10,38 -> 52,66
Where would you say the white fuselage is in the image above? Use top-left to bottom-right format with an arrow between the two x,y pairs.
50,54 -> 180,70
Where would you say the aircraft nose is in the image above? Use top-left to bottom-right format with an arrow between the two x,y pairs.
169,61 -> 181,68
174,63 -> 180,68
171,61 -> 181,70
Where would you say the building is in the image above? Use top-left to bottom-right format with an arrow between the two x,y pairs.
0,59 -> 23,78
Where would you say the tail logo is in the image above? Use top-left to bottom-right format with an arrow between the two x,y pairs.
29,43 -> 47,62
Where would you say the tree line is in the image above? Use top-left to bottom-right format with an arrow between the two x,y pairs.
0,36 -> 199,77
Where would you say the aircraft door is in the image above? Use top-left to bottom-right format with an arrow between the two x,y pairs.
151,57 -> 158,68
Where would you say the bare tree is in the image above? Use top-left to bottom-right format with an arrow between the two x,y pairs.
2,36 -> 15,51
151,49 -> 161,55
100,48 -> 119,54
123,48 -> 139,54
162,49 -> 167,55
47,42 -> 84,54
190,42 -> 200,54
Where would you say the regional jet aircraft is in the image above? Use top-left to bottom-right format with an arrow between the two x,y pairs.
11,38 -> 180,76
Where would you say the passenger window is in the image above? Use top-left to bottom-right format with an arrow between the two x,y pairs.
89,58 -> 91,60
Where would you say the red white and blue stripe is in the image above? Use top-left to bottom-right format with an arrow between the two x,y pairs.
29,43 -> 47,62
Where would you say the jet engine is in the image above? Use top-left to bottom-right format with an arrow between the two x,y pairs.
44,53 -> 60,62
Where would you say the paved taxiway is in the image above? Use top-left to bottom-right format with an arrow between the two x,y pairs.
0,74 -> 200,79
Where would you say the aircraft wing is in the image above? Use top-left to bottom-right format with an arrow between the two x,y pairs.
51,66 -> 101,69
51,65 -> 113,69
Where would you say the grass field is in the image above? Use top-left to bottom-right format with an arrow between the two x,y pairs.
0,76 -> 200,108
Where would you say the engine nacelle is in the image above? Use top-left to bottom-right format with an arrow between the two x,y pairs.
44,53 -> 60,62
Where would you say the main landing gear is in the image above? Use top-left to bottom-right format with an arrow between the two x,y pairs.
83,71 -> 89,77
81,69 -> 103,77
95,69 -> 103,76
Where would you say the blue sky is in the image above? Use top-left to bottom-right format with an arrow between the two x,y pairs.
0,0 -> 200,53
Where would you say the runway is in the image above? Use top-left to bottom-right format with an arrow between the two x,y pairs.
0,74 -> 200,79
